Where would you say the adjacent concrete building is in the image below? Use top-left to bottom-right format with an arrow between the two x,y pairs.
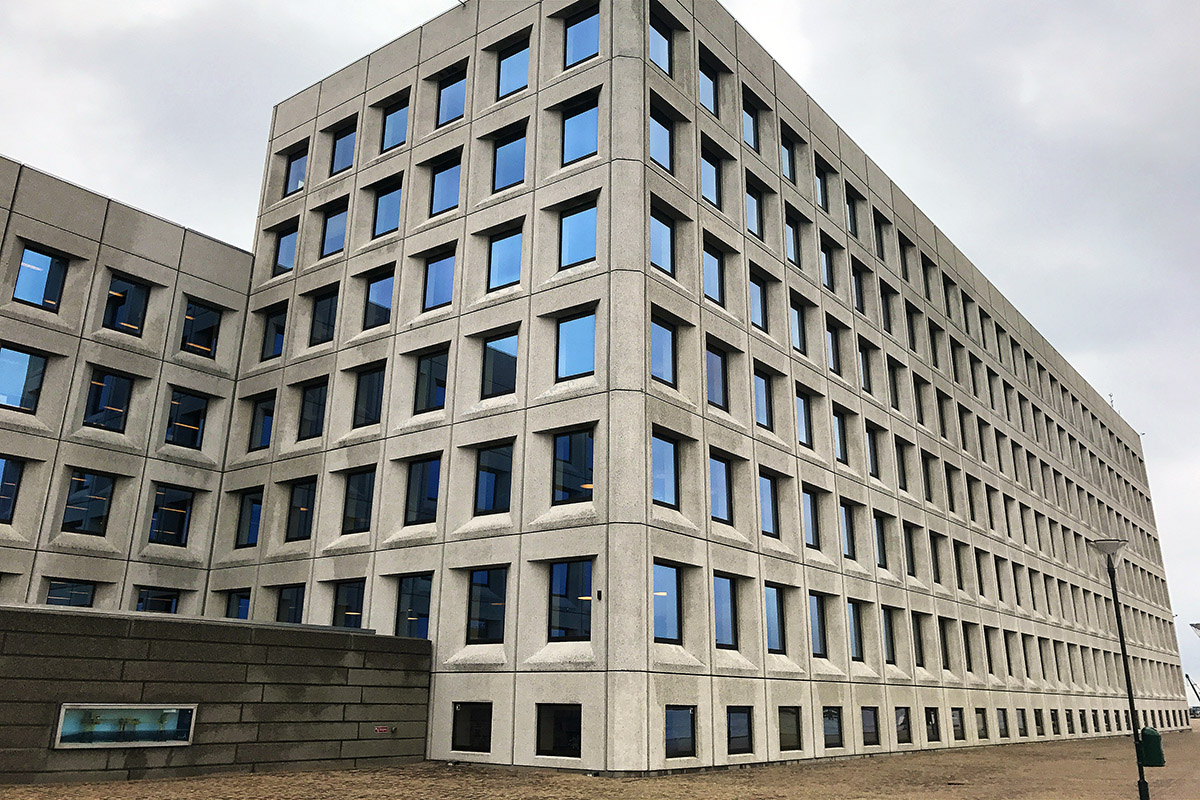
0,0 -> 1189,776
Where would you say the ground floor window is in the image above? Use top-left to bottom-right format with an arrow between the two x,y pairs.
726,706 -> 752,754
451,702 -> 492,753
665,705 -> 696,758
779,706 -> 802,751
536,704 -> 582,758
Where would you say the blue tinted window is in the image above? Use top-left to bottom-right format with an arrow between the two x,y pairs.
784,218 -> 799,265
474,444 -> 513,515
423,254 -> 454,310
83,370 -> 132,432
559,204 -> 597,268
753,372 -> 772,429
165,389 -> 207,449
653,563 -> 680,642
48,579 -> 96,608
746,186 -> 762,237
148,484 -> 193,547
13,247 -> 67,311
749,276 -> 767,329
274,225 -> 298,273
649,109 -> 672,170
261,305 -> 286,360
564,10 -> 599,67
650,211 -> 673,274
701,151 -> 720,207
332,579 -> 365,628
382,100 -> 408,151
810,593 -> 826,656
553,429 -> 593,505
562,101 -> 598,165
742,104 -> 758,151
249,394 -> 274,451
780,135 -> 796,182
102,275 -> 149,336
225,589 -> 250,619
276,584 -> 305,623
497,43 -> 529,98
0,346 -> 46,413
840,501 -> 856,558
467,567 -> 507,642
802,488 -> 819,548
728,707 -> 752,755
481,334 -> 518,398
760,473 -> 778,537
342,469 -> 375,534
713,574 -> 737,648
61,470 -> 114,535
285,479 -> 316,540
665,706 -> 695,758
352,365 -> 385,427
284,151 -> 307,196
705,346 -> 727,409
430,159 -> 461,215
137,587 -> 179,613
374,183 -> 402,237
549,560 -> 592,639
699,61 -> 718,114
297,381 -> 327,440
364,273 -> 393,329
437,73 -> 467,126
493,133 -> 525,191
488,230 -> 522,290
796,391 -> 812,447
556,313 -> 595,379
397,573 -> 433,637
820,243 -> 835,288
0,456 -> 23,524
414,349 -> 448,413
650,318 -> 674,385
181,299 -> 221,358
236,490 -> 262,548
702,245 -> 723,304
649,17 -> 671,74
709,456 -> 731,523
309,289 -> 338,346
405,457 -> 440,525
330,127 -> 356,175
765,585 -> 784,653
791,302 -> 806,352
651,435 -> 676,507
321,207 -> 347,257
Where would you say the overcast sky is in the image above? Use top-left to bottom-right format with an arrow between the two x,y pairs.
1,1 -> 1198,692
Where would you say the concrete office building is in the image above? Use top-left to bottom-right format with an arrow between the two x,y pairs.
0,0 -> 1189,776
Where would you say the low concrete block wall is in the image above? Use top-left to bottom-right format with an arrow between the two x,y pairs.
0,605 -> 431,783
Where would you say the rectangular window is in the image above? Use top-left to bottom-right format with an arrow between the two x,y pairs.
481,333 -> 518,398
536,704 -> 583,758
562,99 -> 599,165
873,512 -> 888,568
404,456 -> 440,525
165,390 -> 207,449
341,468 -> 375,533
925,707 -> 941,742
977,708 -> 990,740
320,205 -> 347,257
826,321 -> 841,374
297,379 -> 327,440
846,192 -> 859,237
548,560 -> 592,640
180,299 -> 220,358
848,599 -> 865,661
556,312 -> 595,379
832,407 -> 848,463
709,454 -> 731,523
276,584 -> 305,623
332,578 -> 365,628
823,707 -> 843,749
745,185 -> 763,238
651,434 -> 678,508
912,612 -> 926,667
858,340 -> 873,393
779,706 -> 802,751
648,15 -> 672,74
698,56 -> 718,114
363,271 -> 394,329
727,706 -> 753,755
810,592 -> 827,657
352,364 -> 385,427
815,163 -> 830,212
497,41 -> 530,99
559,203 -> 597,268
553,429 -> 593,504
148,485 -> 193,547
493,130 -> 526,192
436,70 -> 467,127
649,107 -> 673,171
373,181 -> 403,237
705,345 -> 728,409
14,246 -> 68,311
47,579 -> 96,608
749,274 -> 768,330
765,583 -> 785,653
700,149 -> 721,208
396,572 -> 433,638
136,587 -> 179,614
665,705 -> 696,758
235,488 -> 262,548
866,427 -> 881,477
381,99 -> 408,151
60,470 -> 114,535
260,303 -> 287,360
102,275 -> 150,336
795,390 -> 813,447
451,702 -> 492,753
784,216 -> 801,265
862,707 -> 881,746
882,607 -> 897,664
742,101 -> 759,150
285,477 -> 316,541
284,150 -> 307,196
308,288 -> 338,345
780,134 -> 797,182
839,501 -> 856,558
487,229 -> 522,291
330,126 -> 356,175
564,8 -> 600,68
653,562 -> 682,643
753,371 -> 773,429
951,707 -> 966,741
759,472 -> 778,538
0,456 -> 23,524
474,443 -> 513,515
649,209 -> 674,275
802,487 -> 820,548
819,241 -> 835,290
224,589 -> 250,619
702,244 -> 724,304
649,317 -> 675,386
896,707 -> 913,744
83,369 -> 132,432
467,567 -> 507,643
997,708 -> 1010,738
430,156 -> 461,215
423,253 -> 455,310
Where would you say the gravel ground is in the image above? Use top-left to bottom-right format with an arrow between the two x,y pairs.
3,723 -> 1197,800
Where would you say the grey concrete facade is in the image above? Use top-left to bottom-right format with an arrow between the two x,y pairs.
0,0 -> 1189,778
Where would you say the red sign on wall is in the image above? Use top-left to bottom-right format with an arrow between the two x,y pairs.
374,726 -> 390,734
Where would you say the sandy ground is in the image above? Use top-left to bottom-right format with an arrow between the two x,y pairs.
4,722 -> 1198,800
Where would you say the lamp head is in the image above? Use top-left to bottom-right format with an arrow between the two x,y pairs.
1090,538 -> 1128,559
